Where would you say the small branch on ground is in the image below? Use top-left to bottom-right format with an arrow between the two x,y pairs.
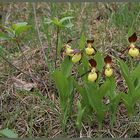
0,53 -> 48,92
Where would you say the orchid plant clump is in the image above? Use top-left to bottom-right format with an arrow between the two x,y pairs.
52,32 -> 140,131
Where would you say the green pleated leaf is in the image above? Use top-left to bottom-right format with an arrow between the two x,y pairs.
118,59 -> 134,94
94,52 -> 104,72
98,79 -> 110,99
76,100 -> 86,130
79,33 -> 86,50
12,22 -> 31,36
61,56 -> 73,78
131,63 -> 140,82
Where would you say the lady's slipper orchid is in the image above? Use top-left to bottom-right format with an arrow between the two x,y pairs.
85,39 -> 95,55
63,42 -> 82,63
64,44 -> 74,57
104,55 -> 113,77
88,59 -> 98,82
128,33 -> 139,58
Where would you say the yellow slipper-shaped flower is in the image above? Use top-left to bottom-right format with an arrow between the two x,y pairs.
72,53 -> 82,63
85,47 -> 95,55
88,72 -> 97,82
66,47 -> 74,57
105,68 -> 113,77
128,47 -> 139,58
65,44 -> 74,57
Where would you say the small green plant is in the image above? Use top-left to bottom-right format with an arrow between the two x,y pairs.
0,22 -> 31,41
44,16 -> 74,68
0,22 -> 31,65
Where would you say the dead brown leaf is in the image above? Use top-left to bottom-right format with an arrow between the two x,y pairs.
11,77 -> 37,91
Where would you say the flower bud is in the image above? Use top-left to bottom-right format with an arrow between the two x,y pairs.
128,47 -> 139,58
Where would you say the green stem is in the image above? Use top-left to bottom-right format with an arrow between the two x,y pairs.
55,27 -> 60,69
130,57 -> 134,72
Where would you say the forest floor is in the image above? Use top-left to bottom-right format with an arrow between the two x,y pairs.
0,2 -> 140,138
